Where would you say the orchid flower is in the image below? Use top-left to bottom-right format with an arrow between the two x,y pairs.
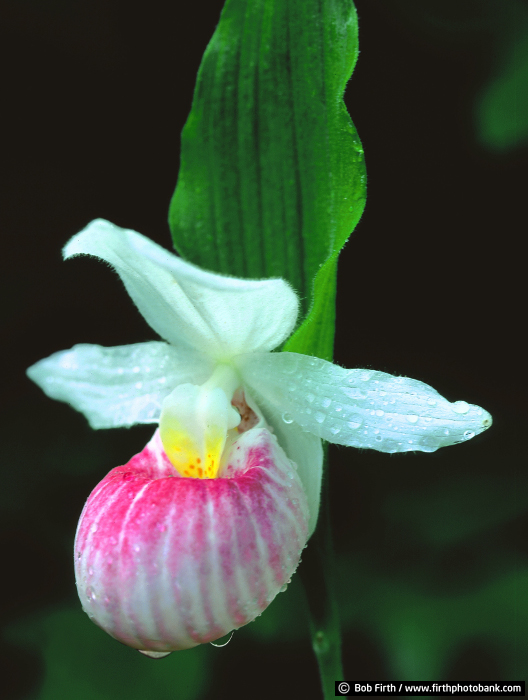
27,219 -> 492,656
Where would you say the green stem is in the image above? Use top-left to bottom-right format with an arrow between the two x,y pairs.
299,447 -> 343,699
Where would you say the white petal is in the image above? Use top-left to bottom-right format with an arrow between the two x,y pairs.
237,352 -> 492,454
64,219 -> 299,359
27,342 -> 214,428
253,394 -> 323,537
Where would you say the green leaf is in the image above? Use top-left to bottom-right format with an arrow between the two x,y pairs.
169,0 -> 366,361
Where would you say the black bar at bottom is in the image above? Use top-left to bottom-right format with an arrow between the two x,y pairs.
335,681 -> 525,696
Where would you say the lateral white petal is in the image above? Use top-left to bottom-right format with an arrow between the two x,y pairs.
237,353 -> 492,454
253,394 -> 323,537
64,220 -> 299,358
27,342 -> 214,428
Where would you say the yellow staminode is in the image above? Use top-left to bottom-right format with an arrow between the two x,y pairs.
159,367 -> 241,479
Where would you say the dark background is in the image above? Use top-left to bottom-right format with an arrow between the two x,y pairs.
1,0 -> 526,698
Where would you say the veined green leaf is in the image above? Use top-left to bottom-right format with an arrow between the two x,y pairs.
169,0 -> 366,361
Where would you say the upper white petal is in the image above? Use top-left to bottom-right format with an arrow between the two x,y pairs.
237,352 -> 492,454
64,219 -> 299,359
27,342 -> 214,428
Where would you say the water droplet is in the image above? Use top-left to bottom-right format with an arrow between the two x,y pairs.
406,414 -> 419,424
452,401 -> 470,414
347,416 -> 363,430
444,429 -> 450,436
306,393 -> 315,403
76,551 -> 81,560
342,387 -> 367,400
463,430 -> 475,440
330,426 -> 340,435
135,381 -> 143,389
88,567 -> 93,576
90,524 -> 98,533
360,372 -> 371,382
375,435 -> 383,442
133,366 -> 140,373
210,631 -> 234,648
427,398 -> 437,406
375,409 -> 384,417
86,586 -> 96,601
314,412 -> 326,424
321,397 -> 331,409
282,412 -> 294,424
134,544 -> 140,553
419,436 -> 440,451
280,584 -> 288,593
139,650 -> 173,659
334,406 -> 342,412
379,390 -> 386,397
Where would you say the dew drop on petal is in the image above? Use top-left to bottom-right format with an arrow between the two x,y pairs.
306,393 -> 315,403
406,414 -> 419,424
347,416 -> 363,430
427,398 -> 437,406
375,409 -> 384,417
321,397 -> 331,408
452,401 -> 470,414
90,524 -> 97,533
282,412 -> 294,424
463,430 -> 475,440
330,426 -> 340,435
314,412 -> 326,424
375,435 -> 383,442
444,429 -> 450,436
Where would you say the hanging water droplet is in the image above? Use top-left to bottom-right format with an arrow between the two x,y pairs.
139,650 -> 173,659
280,584 -> 288,593
282,412 -> 294,424
210,631 -> 234,648
463,430 -> 475,440
452,401 -> 470,414
314,412 -> 326,424
406,414 -> 419,424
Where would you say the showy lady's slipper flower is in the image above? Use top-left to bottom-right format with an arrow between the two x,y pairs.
28,219 -> 492,655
